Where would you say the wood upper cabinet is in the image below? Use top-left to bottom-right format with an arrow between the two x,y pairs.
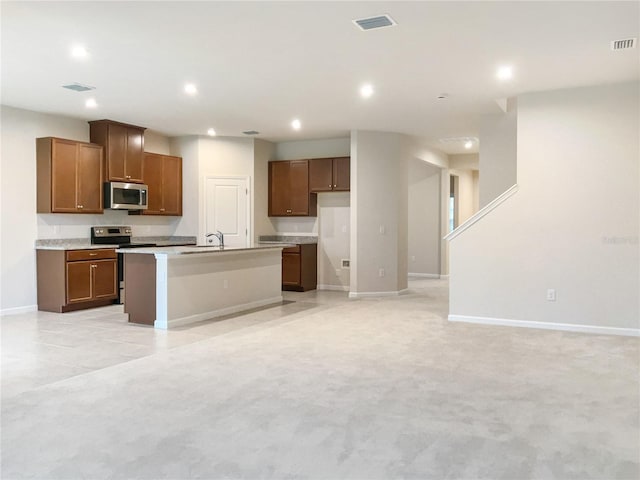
309,157 -> 350,192
268,160 -> 317,216
141,153 -> 182,216
89,119 -> 145,183
37,137 -> 103,214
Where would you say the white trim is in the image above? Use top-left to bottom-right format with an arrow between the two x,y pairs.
439,274 -> 450,280
408,273 -> 440,279
444,184 -> 519,241
0,304 -> 38,316
448,314 -> 640,337
349,289 -> 409,299
317,284 -> 349,292
154,296 -> 283,329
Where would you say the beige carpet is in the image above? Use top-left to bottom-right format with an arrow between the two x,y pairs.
2,279 -> 639,479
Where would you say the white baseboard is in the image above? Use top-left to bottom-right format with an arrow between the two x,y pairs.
448,314 -> 640,337
317,284 -> 349,292
349,289 -> 409,299
440,275 -> 450,280
0,304 -> 38,316
408,273 -> 441,279
155,296 -> 284,329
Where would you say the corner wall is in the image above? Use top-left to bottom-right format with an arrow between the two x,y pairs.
350,131 -> 409,295
449,82 -> 639,333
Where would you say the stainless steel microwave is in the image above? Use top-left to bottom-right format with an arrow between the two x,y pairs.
104,182 -> 148,210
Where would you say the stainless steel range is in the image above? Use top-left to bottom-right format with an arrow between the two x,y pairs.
91,226 -> 156,304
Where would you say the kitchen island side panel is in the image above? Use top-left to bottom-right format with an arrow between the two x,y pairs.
124,253 -> 156,325
163,250 -> 283,328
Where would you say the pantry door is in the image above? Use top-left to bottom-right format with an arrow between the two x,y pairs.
204,177 -> 250,248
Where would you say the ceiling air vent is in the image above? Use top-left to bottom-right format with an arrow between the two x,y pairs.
352,14 -> 396,31
611,38 -> 636,50
242,130 -> 260,136
62,82 -> 95,92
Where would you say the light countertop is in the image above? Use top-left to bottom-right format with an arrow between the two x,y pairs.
116,243 -> 292,255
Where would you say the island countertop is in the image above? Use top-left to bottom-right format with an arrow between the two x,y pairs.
116,243 -> 294,255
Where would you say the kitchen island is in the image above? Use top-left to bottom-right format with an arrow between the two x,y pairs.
118,244 -> 287,329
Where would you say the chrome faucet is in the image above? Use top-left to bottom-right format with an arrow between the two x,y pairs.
206,230 -> 224,248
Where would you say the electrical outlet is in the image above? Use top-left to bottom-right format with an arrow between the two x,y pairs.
335,269 -> 341,277
546,289 -> 556,301
379,268 -> 385,277
223,279 -> 229,289
341,225 -> 347,233
411,255 -> 416,261
379,225 -> 386,235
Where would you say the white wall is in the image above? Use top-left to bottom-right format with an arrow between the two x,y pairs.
479,106 -> 517,208
350,131 -> 409,295
450,82 -> 639,332
253,139 -> 277,241
275,137 -> 350,161
0,106 -> 177,313
408,159 -> 441,276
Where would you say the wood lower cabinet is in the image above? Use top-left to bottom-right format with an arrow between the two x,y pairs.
89,119 -> 146,183
37,249 -> 117,312
309,157 -> 350,192
281,244 -> 317,291
141,152 -> 182,215
37,137 -> 104,213
268,160 -> 317,216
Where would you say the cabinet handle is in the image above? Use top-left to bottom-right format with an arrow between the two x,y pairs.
89,253 -> 97,256
160,208 -> 165,212
78,205 -> 83,209
333,185 -> 337,188
91,264 -> 97,268
126,175 -> 131,179
329,184 -> 332,188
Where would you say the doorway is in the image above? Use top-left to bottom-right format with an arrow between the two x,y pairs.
203,176 -> 250,247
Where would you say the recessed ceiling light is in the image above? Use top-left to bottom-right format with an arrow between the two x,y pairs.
85,98 -> 97,108
464,140 -> 473,149
184,83 -> 198,95
291,119 -> 301,130
360,84 -> 374,98
71,45 -> 88,59
496,66 -> 513,81
207,128 -> 216,136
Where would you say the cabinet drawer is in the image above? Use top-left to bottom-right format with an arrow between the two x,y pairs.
66,249 -> 117,262
282,245 -> 300,254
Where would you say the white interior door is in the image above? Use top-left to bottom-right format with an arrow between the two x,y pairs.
204,177 -> 249,247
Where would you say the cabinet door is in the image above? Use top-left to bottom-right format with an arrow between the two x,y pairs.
107,123 -> 127,181
66,261 -> 92,303
92,260 -> 117,299
289,160 -> 310,215
333,157 -> 350,191
282,253 -> 301,286
77,143 -> 103,213
162,155 -> 182,215
142,153 -> 163,214
309,158 -> 333,192
125,127 -> 144,182
269,161 -> 290,216
51,139 -> 79,212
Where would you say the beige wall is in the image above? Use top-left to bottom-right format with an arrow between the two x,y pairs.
450,82 -> 639,332
0,106 -> 177,313
317,193 -> 350,290
479,107 -> 517,208
408,159 -> 441,276
350,130 -> 409,295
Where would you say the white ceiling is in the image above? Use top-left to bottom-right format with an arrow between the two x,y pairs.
1,1 -> 638,154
